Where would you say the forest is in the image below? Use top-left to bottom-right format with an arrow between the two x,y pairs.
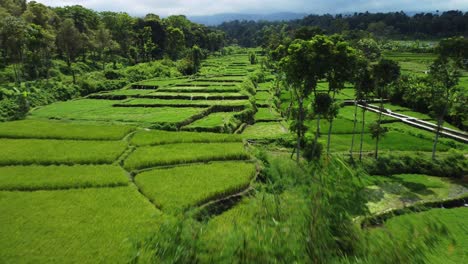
0,0 -> 225,121
0,0 -> 467,263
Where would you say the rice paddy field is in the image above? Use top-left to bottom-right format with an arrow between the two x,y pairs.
0,48 -> 467,263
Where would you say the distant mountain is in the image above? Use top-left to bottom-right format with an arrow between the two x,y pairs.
189,12 -> 308,26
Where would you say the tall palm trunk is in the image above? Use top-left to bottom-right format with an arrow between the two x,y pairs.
374,98 -> 384,159
311,115 -> 321,158
296,100 -> 303,163
359,107 -> 366,161
432,98 -> 449,160
326,90 -> 337,154
431,118 -> 443,160
349,100 -> 359,160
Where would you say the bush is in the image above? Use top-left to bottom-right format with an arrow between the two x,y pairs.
303,139 -> 323,161
361,149 -> 467,178
104,70 -> 122,80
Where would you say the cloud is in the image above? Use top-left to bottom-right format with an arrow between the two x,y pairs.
34,0 -> 468,16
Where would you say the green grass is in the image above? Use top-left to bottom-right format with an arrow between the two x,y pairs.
131,130 -> 242,146
0,139 -> 127,166
242,122 -> 288,139
257,82 -> 272,91
135,161 -> 256,213
380,103 -> 464,131
0,120 -> 134,140
147,92 -> 246,99
31,99 -> 206,124
184,112 -> 236,129
124,142 -> 249,170
255,107 -> 281,121
0,187 -> 160,263
156,86 -> 241,93
255,91 -> 271,101
363,174 -> 467,213
383,51 -> 436,76
30,99 -> 118,119
121,98 -> 247,107
0,165 -> 129,191
338,106 -> 396,123
383,122 -> 467,151
325,131 -> 451,153
306,118 -> 368,134
186,81 -> 239,86
137,78 -> 189,87
104,89 -> 154,96
369,208 -> 468,264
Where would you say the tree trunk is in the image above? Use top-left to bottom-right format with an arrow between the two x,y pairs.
311,115 -> 321,158
12,63 -> 20,86
431,117 -> 443,160
375,99 -> 384,159
296,100 -> 303,163
350,100 -> 359,160
432,98 -> 449,160
359,108 -> 366,161
326,90 -> 337,154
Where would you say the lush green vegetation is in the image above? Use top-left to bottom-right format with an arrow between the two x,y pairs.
0,139 -> 127,165
120,98 -> 247,107
324,131 -> 451,152
31,99 -> 206,124
0,119 -> 134,140
368,208 -> 468,263
242,122 -> 288,139
183,112 -> 239,132
0,4 -> 467,261
131,130 -> 242,146
362,173 -> 467,213
0,187 -> 160,263
135,161 -> 256,213
254,107 -> 281,121
124,142 -> 249,170
0,1 -> 227,121
0,165 -> 129,191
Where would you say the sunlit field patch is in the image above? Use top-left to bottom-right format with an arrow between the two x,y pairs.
131,130 -> 242,146
0,119 -> 134,140
0,187 -> 160,263
0,139 -> 127,166
0,165 -> 129,191
124,142 -> 249,170
135,161 -> 256,213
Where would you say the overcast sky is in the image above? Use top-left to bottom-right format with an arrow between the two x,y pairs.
34,0 -> 468,16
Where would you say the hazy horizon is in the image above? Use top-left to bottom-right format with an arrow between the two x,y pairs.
34,0 -> 468,17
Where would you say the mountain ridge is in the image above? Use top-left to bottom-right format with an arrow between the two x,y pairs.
189,12 -> 308,26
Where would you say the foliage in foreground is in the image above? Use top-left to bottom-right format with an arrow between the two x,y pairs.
130,156 -> 454,263
361,149 -> 467,178
0,187 -> 160,263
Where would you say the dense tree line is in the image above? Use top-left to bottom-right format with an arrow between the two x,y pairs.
218,10 -> 468,47
0,0 -> 225,83
269,34 -> 467,161
0,0 -> 226,121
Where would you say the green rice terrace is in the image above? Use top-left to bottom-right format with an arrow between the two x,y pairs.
1,47 -> 467,263
3,7 -> 468,260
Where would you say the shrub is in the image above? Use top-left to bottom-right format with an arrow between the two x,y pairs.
361,149 -> 467,178
104,70 -> 122,80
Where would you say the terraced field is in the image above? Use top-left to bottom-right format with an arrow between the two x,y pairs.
0,52 -> 265,262
1,48 -> 467,263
